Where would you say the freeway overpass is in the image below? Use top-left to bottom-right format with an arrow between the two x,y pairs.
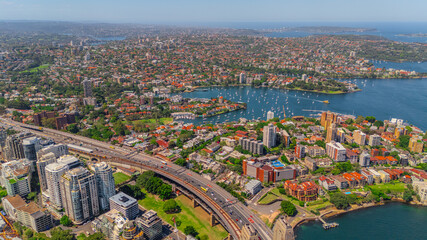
0,118 -> 273,240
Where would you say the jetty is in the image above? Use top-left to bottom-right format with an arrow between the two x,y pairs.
319,212 -> 339,230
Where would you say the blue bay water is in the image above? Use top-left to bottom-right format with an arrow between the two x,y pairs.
295,203 -> 427,240
175,78 -> 427,130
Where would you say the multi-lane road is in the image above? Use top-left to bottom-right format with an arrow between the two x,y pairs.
0,118 -> 273,240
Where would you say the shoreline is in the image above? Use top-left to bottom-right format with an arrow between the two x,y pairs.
292,198 -> 426,230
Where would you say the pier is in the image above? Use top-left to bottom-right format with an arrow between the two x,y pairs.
318,212 -> 339,230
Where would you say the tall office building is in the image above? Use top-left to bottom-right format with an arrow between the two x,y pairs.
82,79 -> 93,98
273,216 -> 295,240
263,123 -> 277,148
46,163 -> 69,208
60,167 -> 99,224
368,134 -> 381,147
241,224 -> 259,240
326,123 -> 337,143
138,210 -> 162,240
239,72 -> 246,84
90,162 -> 116,211
267,111 -> 275,121
353,130 -> 366,146
37,152 -> 57,192
0,128 -> 7,147
22,136 -> 41,162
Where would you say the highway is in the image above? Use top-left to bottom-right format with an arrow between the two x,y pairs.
0,117 -> 273,240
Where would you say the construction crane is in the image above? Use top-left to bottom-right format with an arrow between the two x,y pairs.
0,212 -> 18,240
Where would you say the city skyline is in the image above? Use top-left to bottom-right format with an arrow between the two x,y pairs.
1,0 -> 427,23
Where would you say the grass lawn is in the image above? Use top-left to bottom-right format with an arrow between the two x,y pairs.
21,64 -> 50,73
141,118 -> 173,125
138,190 -> 228,240
258,191 -> 280,205
113,172 -> 131,185
368,182 -> 406,194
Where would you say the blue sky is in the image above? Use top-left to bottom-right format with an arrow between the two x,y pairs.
0,0 -> 426,23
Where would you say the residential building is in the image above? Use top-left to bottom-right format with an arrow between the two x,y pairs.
4,134 -> 26,160
36,152 -> 56,192
33,111 -> 55,126
57,155 -> 80,169
267,111 -> 275,121
368,134 -> 381,147
304,157 -> 317,171
359,152 -> 370,167
241,224 -> 259,240
409,136 -> 424,153
46,162 -> 69,208
320,111 -> 337,129
326,141 -> 346,162
273,216 -> 295,240
305,146 -> 325,157
1,159 -> 32,196
294,143 -> 305,159
361,170 -> 374,185
245,180 -> 262,195
353,130 -> 366,146
367,169 -> 382,183
22,136 -> 41,162
91,162 -> 116,211
60,167 -> 100,224
239,137 -> 264,155
37,144 -> 69,160
413,180 -> 427,204
284,180 -> 318,202
3,195 -> 52,232
121,220 -> 144,240
82,79 -> 93,98
318,176 -> 337,191
378,170 -> 391,183
263,123 -> 276,148
109,192 -> 139,220
239,72 -> 246,84
138,210 -> 162,240
92,209 -> 127,240
326,123 -> 337,143
329,175 -> 349,189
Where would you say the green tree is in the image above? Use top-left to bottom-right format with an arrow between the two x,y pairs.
60,215 -> 73,227
163,199 -> 180,213
403,189 -> 413,202
26,192 -> 37,201
136,171 -> 155,188
42,117 -> 56,129
280,200 -> 297,216
67,123 -> 79,133
330,192 -> 350,209
184,226 -> 198,237
398,135 -> 411,148
24,228 -> 34,239
119,185 -> 144,200
175,158 -> 187,167
50,227 -> 74,240
374,120 -> 384,128
145,177 -> 163,194
158,184 -> 173,200
355,116 -> 365,124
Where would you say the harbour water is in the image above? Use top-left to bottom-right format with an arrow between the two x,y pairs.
176,78 -> 427,130
295,203 -> 427,240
